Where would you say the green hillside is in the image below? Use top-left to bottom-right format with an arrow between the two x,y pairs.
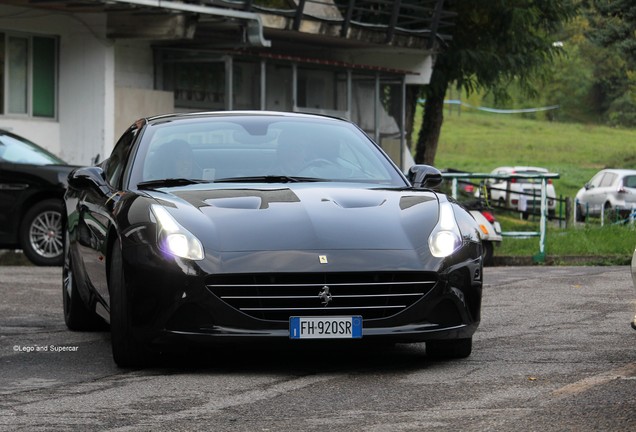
414,107 -> 636,199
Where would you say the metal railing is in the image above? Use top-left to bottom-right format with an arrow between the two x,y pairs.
442,172 -> 561,262
240,0 -> 455,46
574,200 -> 636,226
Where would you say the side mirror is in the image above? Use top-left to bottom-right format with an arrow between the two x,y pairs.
407,165 -> 443,190
584,182 -> 593,190
68,166 -> 111,196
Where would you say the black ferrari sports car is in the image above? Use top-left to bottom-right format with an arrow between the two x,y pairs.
63,111 -> 484,367
0,129 -> 75,266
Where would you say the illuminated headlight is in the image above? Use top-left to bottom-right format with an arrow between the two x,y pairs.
428,201 -> 462,258
150,204 -> 204,260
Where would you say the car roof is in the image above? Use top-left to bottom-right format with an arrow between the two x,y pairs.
597,168 -> 636,176
142,110 -> 346,126
492,166 -> 549,173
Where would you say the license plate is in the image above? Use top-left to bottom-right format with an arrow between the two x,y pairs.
289,316 -> 362,339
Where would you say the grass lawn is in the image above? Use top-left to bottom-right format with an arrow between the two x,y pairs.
414,107 -> 636,199
495,214 -> 635,264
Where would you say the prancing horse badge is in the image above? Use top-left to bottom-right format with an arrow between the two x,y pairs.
319,255 -> 328,264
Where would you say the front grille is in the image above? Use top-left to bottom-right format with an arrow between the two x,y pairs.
206,272 -> 438,321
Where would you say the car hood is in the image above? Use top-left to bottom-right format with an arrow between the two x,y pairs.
144,184 -> 440,254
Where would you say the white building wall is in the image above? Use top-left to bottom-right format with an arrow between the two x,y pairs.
113,41 -> 174,137
59,15 -> 114,165
0,5 -> 113,166
115,41 -> 155,90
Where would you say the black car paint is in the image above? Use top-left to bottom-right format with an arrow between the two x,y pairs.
0,162 -> 71,245
64,112 -> 483,362
69,184 -> 481,339
0,128 -> 78,266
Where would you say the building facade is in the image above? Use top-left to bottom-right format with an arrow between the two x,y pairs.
0,0 -> 453,168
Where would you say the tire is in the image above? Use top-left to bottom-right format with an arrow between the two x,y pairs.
576,204 -> 586,222
482,241 -> 494,267
426,338 -> 472,359
109,237 -> 149,368
63,241 -> 105,331
603,202 -> 614,221
20,198 -> 64,266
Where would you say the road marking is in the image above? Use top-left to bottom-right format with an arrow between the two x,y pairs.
551,362 -> 636,397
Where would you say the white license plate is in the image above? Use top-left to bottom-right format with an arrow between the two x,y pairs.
289,316 -> 362,339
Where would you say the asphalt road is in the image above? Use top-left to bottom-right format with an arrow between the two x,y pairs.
1,265 -> 635,431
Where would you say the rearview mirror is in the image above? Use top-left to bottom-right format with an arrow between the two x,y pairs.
68,166 -> 111,196
407,165 -> 443,190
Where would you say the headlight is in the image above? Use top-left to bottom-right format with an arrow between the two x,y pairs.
429,201 -> 462,258
150,204 -> 204,260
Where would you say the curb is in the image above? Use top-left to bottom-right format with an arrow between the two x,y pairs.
493,255 -> 630,266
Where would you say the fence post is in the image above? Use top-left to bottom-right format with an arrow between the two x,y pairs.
573,198 -> 578,225
601,204 -> 604,226
533,177 -> 548,263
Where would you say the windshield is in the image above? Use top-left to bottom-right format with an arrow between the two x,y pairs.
0,132 -> 66,165
129,115 -> 406,187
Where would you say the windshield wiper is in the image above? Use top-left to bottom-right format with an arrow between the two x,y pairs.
214,175 -> 324,183
137,178 -> 210,189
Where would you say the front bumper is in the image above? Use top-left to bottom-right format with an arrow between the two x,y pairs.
121,243 -> 483,347
156,322 -> 480,347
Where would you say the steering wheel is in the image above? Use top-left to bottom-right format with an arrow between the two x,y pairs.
299,158 -> 358,179
300,158 -> 339,171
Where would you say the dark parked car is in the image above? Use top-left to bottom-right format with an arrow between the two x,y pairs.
64,111 -> 484,367
0,129 -> 75,266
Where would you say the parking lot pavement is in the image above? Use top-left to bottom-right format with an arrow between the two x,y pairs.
1,265 -> 635,431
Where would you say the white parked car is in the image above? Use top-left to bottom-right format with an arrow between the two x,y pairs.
483,166 -> 557,216
575,169 -> 636,221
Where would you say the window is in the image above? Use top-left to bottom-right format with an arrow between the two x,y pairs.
233,61 -> 261,110
624,176 -> 636,189
162,60 -> 225,110
599,173 -> 616,188
0,32 -> 57,118
297,68 -> 346,111
105,128 -> 137,189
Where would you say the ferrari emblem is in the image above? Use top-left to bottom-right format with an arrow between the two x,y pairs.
319,255 -> 328,264
318,286 -> 333,306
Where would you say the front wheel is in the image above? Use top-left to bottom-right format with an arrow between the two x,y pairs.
426,338 -> 472,359
482,241 -> 494,266
603,202 -> 615,222
576,203 -> 586,222
63,247 -> 105,331
109,237 -> 150,367
20,198 -> 64,266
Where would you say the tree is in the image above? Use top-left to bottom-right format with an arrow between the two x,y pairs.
414,0 -> 578,165
584,0 -> 636,65
583,0 -> 636,126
